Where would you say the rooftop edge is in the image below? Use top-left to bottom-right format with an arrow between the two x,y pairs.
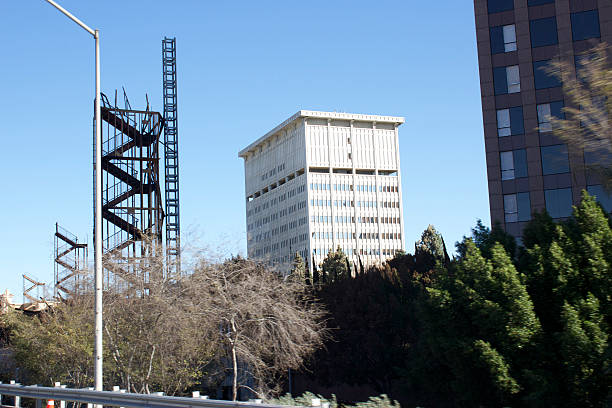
238,110 -> 405,158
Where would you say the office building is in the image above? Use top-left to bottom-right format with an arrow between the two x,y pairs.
474,0 -> 612,240
239,110 -> 405,275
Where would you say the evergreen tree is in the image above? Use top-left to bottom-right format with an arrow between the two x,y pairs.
419,240 -> 540,406
414,224 -> 450,271
519,191 -> 612,406
321,246 -> 349,283
558,295 -> 609,407
290,252 -> 306,283
456,219 -> 517,260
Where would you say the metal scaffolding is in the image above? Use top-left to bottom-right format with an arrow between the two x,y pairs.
162,37 -> 181,276
94,91 -> 165,287
54,223 -> 87,299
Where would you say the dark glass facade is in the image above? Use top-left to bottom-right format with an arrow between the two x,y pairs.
474,0 -> 611,240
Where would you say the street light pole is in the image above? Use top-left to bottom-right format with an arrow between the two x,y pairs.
44,0 -> 103,393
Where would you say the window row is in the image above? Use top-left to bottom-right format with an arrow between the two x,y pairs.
312,248 -> 401,257
311,199 -> 332,207
246,182 -> 306,214
502,178 -> 612,215
247,169 -> 305,202
359,216 -> 401,224
248,201 -> 308,231
309,183 -> 398,192
311,231 -> 402,241
504,187 -> 576,223
310,215 -> 399,225
489,0 -> 557,13
496,101 -> 563,137
253,235 -> 309,258
499,144 -> 570,180
490,9 -> 600,49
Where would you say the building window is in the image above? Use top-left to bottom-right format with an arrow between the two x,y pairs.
585,149 -> 612,167
497,106 -> 524,137
541,144 -> 570,175
491,24 -> 517,54
533,60 -> 561,89
587,185 -> 612,213
494,65 -> 521,94
530,17 -> 558,48
500,149 -> 528,180
528,0 -> 554,4
537,101 -> 564,133
488,0 -> 513,13
504,192 -> 531,223
545,188 -> 573,218
571,10 -> 600,41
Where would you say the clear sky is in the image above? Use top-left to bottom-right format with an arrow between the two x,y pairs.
0,0 -> 489,299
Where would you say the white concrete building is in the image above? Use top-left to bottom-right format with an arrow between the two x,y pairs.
239,110 -> 405,275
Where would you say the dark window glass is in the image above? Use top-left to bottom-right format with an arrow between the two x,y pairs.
541,144 -> 570,175
494,67 -> 508,94
584,149 -> 612,166
550,100 -> 564,119
510,106 -> 524,135
587,185 -> 612,212
534,60 -> 562,89
514,149 -> 528,178
575,52 -> 601,85
528,0 -> 554,4
490,26 -> 505,54
488,0 -> 514,13
530,17 -> 558,47
545,188 -> 573,218
517,192 -> 531,222
571,10 -> 600,41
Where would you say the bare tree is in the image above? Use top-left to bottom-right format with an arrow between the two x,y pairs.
188,256 -> 329,400
2,239 -> 328,399
547,43 -> 612,189
101,241 -> 218,395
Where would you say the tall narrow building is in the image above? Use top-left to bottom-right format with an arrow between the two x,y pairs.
474,0 -> 611,241
239,110 -> 405,275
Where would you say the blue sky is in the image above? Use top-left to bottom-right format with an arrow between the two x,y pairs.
0,1 -> 489,299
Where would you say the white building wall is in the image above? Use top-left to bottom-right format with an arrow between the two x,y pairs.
240,111 -> 404,276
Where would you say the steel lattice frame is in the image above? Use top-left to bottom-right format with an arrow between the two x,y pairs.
162,37 -> 181,276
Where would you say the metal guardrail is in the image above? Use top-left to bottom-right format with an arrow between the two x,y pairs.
0,383 -> 301,408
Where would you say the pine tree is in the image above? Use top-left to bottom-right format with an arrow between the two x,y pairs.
290,252 -> 306,282
419,240 -> 540,406
321,246 -> 349,283
517,192 -> 612,406
414,224 -> 447,263
558,295 -> 609,407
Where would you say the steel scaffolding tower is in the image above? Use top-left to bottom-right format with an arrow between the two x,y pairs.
162,37 -> 181,276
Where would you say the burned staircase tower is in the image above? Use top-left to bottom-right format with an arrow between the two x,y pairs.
54,223 -> 87,298
94,92 -> 165,286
